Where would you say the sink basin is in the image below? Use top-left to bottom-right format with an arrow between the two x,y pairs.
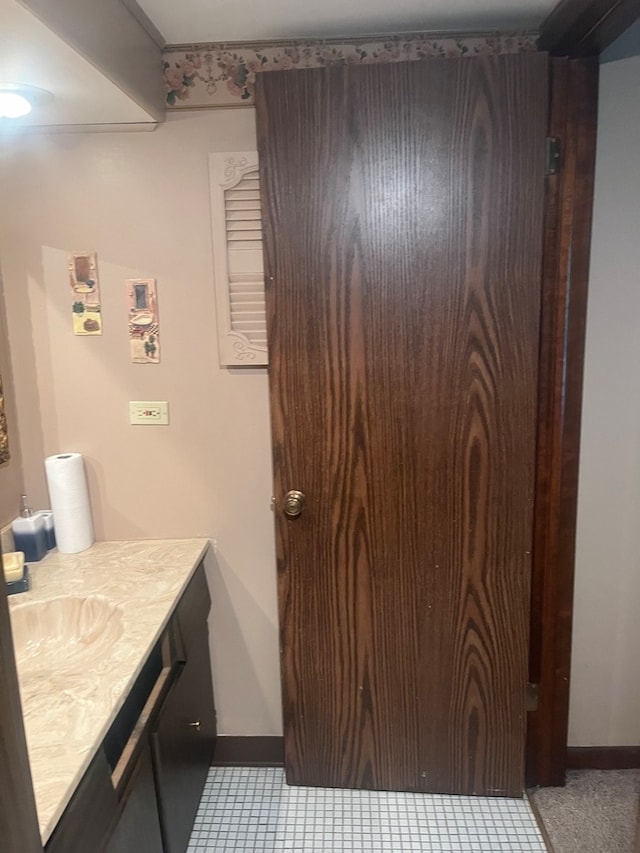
10,595 -> 123,671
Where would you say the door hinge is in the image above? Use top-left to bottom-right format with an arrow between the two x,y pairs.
546,137 -> 561,175
526,682 -> 540,712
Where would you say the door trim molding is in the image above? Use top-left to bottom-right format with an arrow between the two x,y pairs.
538,0 -> 640,56
526,55 -> 599,788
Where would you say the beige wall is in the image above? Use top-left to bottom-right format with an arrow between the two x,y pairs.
568,55 -> 640,746
0,110 -> 282,736
0,266 -> 25,527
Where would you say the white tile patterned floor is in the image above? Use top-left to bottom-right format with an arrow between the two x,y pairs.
187,767 -> 548,852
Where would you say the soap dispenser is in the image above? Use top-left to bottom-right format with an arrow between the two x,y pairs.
12,495 -> 48,562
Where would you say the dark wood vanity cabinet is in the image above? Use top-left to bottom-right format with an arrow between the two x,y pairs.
152,639 -> 216,852
152,566 -> 216,853
45,563 -> 216,853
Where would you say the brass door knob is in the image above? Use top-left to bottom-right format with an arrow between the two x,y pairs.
187,721 -> 201,731
283,490 -> 305,518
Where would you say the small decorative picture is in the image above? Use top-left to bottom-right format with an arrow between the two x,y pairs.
69,252 -> 102,335
126,278 -> 160,363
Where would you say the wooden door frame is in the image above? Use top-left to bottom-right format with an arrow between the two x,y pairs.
526,54 -> 598,789
527,0 -> 640,788
538,0 -> 640,57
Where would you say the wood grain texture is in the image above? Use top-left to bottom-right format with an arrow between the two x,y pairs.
527,57 -> 599,789
257,54 -> 547,797
538,0 -> 640,57
0,555 -> 42,852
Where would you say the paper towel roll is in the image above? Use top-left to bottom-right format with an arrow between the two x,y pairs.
45,453 -> 95,554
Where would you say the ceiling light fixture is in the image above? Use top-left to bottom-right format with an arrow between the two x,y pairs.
0,84 -> 52,119
0,92 -> 32,118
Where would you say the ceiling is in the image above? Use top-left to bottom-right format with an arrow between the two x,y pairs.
0,0 -> 558,130
137,0 -> 556,43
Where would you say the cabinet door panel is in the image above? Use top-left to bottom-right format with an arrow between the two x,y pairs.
106,742 -> 163,853
46,750 -> 118,853
151,632 -> 216,853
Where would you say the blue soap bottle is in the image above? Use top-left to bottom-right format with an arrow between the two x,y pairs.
12,495 -> 48,562
37,510 -> 56,550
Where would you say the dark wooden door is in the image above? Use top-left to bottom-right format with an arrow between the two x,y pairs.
256,53 -> 548,797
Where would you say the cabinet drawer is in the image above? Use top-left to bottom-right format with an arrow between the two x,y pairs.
151,632 -> 216,853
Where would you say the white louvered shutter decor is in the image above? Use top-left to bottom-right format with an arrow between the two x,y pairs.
209,151 -> 267,365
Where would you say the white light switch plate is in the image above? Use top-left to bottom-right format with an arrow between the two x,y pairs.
129,401 -> 169,425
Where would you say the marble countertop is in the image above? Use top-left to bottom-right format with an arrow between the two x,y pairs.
8,538 -> 210,844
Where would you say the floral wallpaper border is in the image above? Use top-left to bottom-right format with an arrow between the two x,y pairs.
163,31 -> 537,108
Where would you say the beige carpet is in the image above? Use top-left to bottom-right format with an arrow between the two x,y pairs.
532,770 -> 640,853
